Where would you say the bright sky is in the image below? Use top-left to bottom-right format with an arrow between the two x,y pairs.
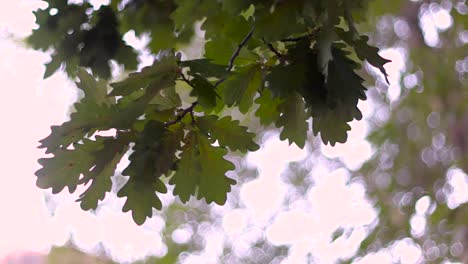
0,1 -> 465,264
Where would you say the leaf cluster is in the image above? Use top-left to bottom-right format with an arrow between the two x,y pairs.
32,0 -> 391,224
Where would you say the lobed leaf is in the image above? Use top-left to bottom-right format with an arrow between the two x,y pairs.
76,135 -> 130,210
169,131 -> 200,203
197,115 -> 259,152
254,89 -> 283,126
221,64 -> 262,113
276,93 -> 309,148
336,28 -> 391,84
35,138 -> 104,194
117,121 -> 181,225
196,133 -> 236,204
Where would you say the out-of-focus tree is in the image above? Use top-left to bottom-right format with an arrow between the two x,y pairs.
348,0 -> 468,263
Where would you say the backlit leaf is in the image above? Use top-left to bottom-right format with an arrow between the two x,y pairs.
197,115 -> 259,152
276,93 -> 309,148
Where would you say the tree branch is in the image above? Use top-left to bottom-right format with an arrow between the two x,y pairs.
165,101 -> 198,127
263,38 -> 283,58
280,28 -> 320,42
214,25 -> 255,88
166,26 -> 255,127
227,25 -> 255,72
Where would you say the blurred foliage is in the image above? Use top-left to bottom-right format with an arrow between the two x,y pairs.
26,0 -> 468,263
47,245 -> 116,264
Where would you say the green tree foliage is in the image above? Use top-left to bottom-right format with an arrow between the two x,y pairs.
31,0 -> 391,225
29,1 -> 468,262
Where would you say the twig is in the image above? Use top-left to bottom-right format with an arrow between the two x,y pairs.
227,25 -> 255,72
280,28 -> 321,42
180,72 -> 192,85
214,25 -> 255,88
165,101 -> 198,127
263,38 -> 283,58
343,0 -> 359,39
166,25 -> 255,127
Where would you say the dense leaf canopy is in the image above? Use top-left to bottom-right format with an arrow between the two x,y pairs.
28,0 -> 468,263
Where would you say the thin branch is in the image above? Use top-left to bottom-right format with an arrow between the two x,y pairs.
214,25 -> 255,88
263,38 -> 283,58
179,72 -> 193,88
165,101 -> 198,127
280,28 -> 321,42
227,25 -> 255,72
343,0 -> 359,39
166,25 -> 255,127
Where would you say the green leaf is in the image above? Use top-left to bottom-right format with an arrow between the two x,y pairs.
255,2 -> 307,41
39,103 -> 115,153
111,76 -> 177,129
150,85 -> 182,111
196,132 -> 236,204
148,24 -> 177,53
39,69 -> 119,153
35,138 -> 104,194
222,0 -> 253,16
254,89 -> 283,126
169,129 -> 237,205
221,64 -> 262,113
266,63 -> 307,98
117,121 -> 181,225
180,59 -> 228,78
76,69 -> 115,106
312,110 -> 351,146
171,0 -> 199,29
197,115 -> 259,152
336,28 -> 391,83
276,93 -> 309,148
76,135 -> 130,210
43,54 -> 62,79
117,174 -> 167,226
169,131 -> 200,203
326,46 -> 367,121
331,227 -> 345,242
189,74 -> 218,108
114,43 -> 138,71
204,38 -> 236,65
306,46 -> 366,146
110,53 -> 178,96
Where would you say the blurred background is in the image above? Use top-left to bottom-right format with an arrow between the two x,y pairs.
0,0 -> 467,263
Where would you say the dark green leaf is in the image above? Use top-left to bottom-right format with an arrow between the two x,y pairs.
169,131 -> 200,203
312,111 -> 351,146
197,115 -> 259,152
110,53 -> 178,96
76,135 -> 130,210
336,28 -> 391,84
189,74 -> 218,108
180,59 -> 228,78
76,69 -> 115,106
254,89 -> 283,126
221,64 -> 262,113
43,54 -> 62,79
266,63 -> 307,98
255,2 -> 307,41
117,121 -> 181,225
196,132 -> 236,204
276,93 -> 309,148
